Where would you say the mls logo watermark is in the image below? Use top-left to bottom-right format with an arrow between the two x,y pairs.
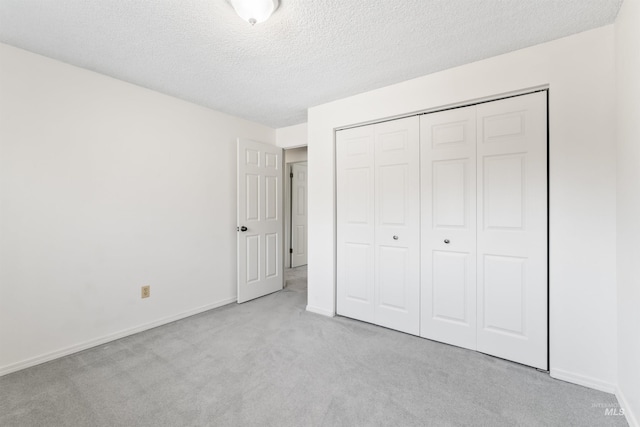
592,402 -> 625,416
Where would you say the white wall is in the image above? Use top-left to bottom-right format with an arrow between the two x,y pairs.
0,43 -> 275,375
284,147 -> 308,164
615,0 -> 640,424
276,123 -> 308,148
307,26 -> 618,392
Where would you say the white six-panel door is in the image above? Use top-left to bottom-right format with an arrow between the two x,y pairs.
476,92 -> 547,369
237,138 -> 283,304
291,163 -> 308,267
420,105 -> 478,350
337,117 -> 420,334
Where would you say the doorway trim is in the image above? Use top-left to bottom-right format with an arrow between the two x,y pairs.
285,161 -> 308,268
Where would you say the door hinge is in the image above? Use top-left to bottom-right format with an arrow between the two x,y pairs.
289,248 -> 293,254
290,172 -> 293,178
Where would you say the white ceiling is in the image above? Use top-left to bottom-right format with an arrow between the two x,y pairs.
0,0 -> 623,128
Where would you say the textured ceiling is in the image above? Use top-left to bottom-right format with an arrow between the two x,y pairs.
0,0 -> 623,128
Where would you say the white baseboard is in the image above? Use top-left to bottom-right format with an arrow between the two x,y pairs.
617,387 -> 639,427
550,368 -> 617,394
0,297 -> 236,377
306,304 -> 335,317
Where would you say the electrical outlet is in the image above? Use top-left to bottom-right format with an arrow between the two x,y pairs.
141,285 -> 150,299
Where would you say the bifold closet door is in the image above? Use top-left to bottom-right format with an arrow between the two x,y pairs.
336,116 -> 420,335
420,106 -> 477,350
476,92 -> 547,370
420,91 -> 547,370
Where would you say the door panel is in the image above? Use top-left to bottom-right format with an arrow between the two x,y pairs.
433,160 -> 469,228
378,245 -> 408,310
265,233 -> 278,278
246,175 -> 260,221
246,235 -> 260,283
337,126 -> 376,323
432,251 -> 471,325
482,111 -> 527,141
483,154 -> 525,230
421,106 -> 477,350
476,92 -> 547,370
265,152 -> 278,169
294,225 -> 305,254
291,163 -> 308,267
379,164 -> 408,225
482,255 -> 526,336
374,117 -> 420,335
344,243 -> 372,302
237,139 -> 283,303
346,168 -> 371,223
265,176 -> 278,220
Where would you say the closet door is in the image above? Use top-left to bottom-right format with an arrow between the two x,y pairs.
374,117 -> 420,335
476,92 -> 548,370
336,125 -> 375,323
420,106 -> 477,350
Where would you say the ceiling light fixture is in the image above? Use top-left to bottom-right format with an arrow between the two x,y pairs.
228,0 -> 279,25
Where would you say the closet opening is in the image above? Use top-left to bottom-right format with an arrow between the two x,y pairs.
335,90 -> 549,371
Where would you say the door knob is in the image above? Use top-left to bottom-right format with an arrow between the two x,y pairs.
393,235 -> 399,240
239,226 -> 248,232
444,239 -> 450,244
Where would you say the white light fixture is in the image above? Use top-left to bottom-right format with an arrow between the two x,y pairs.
228,0 -> 279,25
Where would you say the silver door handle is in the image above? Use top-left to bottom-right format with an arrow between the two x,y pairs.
393,235 -> 399,240
444,239 -> 450,244
238,226 -> 248,232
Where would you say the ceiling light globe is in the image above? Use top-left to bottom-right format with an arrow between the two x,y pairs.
229,0 -> 279,25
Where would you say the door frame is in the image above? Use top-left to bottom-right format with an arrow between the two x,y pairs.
284,159 -> 308,268
332,88 -> 550,371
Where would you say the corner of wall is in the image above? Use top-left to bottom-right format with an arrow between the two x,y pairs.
617,387 -> 640,427
306,305 -> 335,317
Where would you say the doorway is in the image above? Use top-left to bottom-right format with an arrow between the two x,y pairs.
284,147 -> 308,269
